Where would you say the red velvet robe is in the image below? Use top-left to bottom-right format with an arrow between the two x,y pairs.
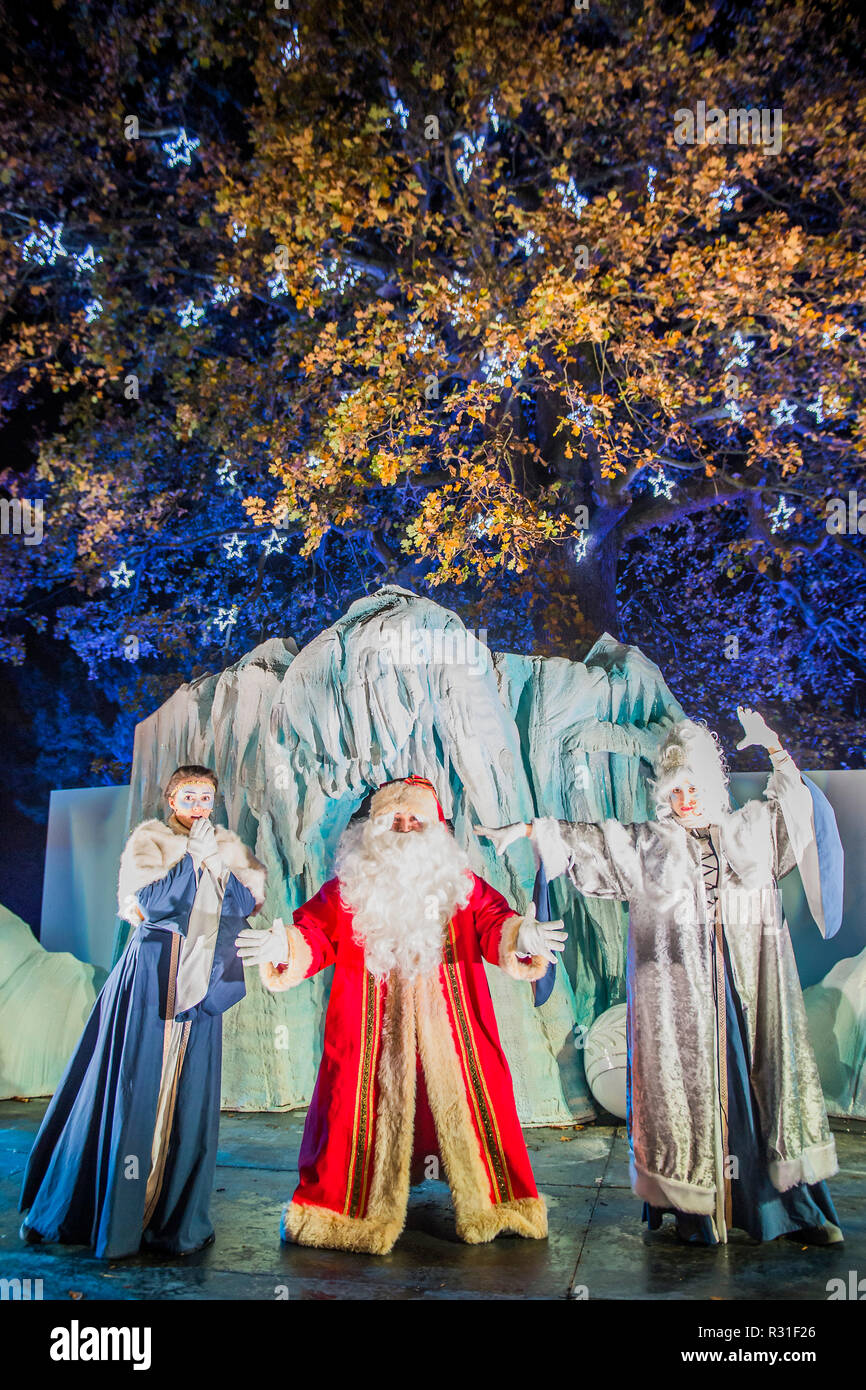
260,874 -> 549,1254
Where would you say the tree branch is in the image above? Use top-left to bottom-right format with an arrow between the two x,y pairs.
619,482 -> 746,540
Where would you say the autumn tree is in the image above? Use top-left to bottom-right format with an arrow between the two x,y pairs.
0,0 -> 864,806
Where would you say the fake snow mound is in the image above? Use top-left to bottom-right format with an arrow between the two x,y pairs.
0,905 -> 106,1099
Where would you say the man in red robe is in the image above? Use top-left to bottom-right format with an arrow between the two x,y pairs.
236,775 -> 565,1256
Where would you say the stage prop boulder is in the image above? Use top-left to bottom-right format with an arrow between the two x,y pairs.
804,947 -> 866,1120
0,905 -> 106,1099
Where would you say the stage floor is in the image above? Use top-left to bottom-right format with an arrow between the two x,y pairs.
2,1100 -> 864,1301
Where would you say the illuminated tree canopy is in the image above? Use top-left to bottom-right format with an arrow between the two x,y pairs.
0,0 -> 864,804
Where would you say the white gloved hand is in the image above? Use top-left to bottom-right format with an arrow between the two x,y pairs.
515,903 -> 567,965
735,705 -> 782,751
476,823 -> 530,856
187,817 -> 221,870
235,918 -> 290,968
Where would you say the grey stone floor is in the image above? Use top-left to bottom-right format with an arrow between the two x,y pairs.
1,1100 -> 863,1301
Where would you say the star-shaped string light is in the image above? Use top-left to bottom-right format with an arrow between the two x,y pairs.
770,496 -> 794,533
725,331 -> 754,370
83,297 -> 103,323
177,299 -> 206,328
573,531 -> 589,562
72,244 -> 103,277
709,181 -> 739,212
231,222 -> 247,242
162,128 -> 200,168
280,26 -> 301,66
455,133 -> 486,183
317,258 -> 363,294
446,271 -> 473,326
223,533 -> 247,560
267,269 -> 289,298
805,392 -> 826,424
565,397 -> 594,430
405,320 -> 436,356
214,606 -> 239,633
109,559 -> 135,589
481,353 -> 514,388
650,469 -> 674,499
557,176 -> 588,219
821,325 -> 846,348
486,97 -> 500,133
725,398 -> 746,423
217,459 -> 238,487
647,165 -> 657,203
262,528 -> 287,555
771,398 -> 797,428
212,277 -> 240,305
390,98 -> 409,130
21,220 -> 67,265
515,229 -> 544,256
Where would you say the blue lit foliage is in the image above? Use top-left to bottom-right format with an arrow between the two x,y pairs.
618,508 -> 866,768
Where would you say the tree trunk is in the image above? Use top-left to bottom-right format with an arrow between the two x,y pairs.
530,527 -> 622,657
571,527 -> 622,637
529,377 -> 623,653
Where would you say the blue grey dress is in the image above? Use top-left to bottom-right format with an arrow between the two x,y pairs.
19,851 -> 252,1258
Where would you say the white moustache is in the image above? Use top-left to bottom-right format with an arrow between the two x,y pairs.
335,818 -> 474,979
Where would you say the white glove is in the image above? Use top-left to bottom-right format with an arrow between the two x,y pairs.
735,705 -> 782,753
187,817 -> 221,870
476,823 -> 530,856
515,903 -> 567,965
235,918 -> 290,968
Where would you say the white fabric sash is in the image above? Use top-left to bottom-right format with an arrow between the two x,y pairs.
173,857 -> 227,1014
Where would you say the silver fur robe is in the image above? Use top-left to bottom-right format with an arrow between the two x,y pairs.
533,750 -> 837,1241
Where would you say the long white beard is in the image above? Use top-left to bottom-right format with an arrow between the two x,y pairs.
335,817 -> 474,980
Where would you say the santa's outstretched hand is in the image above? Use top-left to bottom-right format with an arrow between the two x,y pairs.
516,903 -> 567,965
236,919 -> 290,967
735,706 -> 782,753
476,823 -> 531,856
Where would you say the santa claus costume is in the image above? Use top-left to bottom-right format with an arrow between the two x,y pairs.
237,776 -> 559,1256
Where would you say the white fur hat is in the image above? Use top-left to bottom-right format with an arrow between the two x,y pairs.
652,720 -> 730,818
369,777 -> 443,824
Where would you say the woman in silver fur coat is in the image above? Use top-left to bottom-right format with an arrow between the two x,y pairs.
480,707 -> 844,1246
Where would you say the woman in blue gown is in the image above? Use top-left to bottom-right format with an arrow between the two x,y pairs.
19,766 -> 265,1259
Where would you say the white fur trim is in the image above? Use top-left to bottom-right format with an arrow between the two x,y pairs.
532,818 -> 571,880
769,1140 -> 838,1193
260,925 -> 314,992
216,829 -> 267,910
497,912 -> 550,983
117,817 -> 266,917
629,1155 -> 717,1215
369,780 -> 440,824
